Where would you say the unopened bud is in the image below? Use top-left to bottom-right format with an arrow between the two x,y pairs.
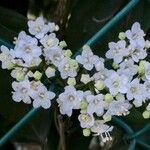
83,128 -> 91,137
104,94 -> 113,103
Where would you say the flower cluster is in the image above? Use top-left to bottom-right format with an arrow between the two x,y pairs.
0,19 -> 150,143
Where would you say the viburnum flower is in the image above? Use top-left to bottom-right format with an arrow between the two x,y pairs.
95,58 -> 105,71
105,72 -> 128,95
106,99 -> 132,116
126,78 -> 146,101
127,43 -> 147,63
32,86 -> 56,109
91,120 -> 113,142
44,47 -> 64,66
40,33 -> 59,49
12,79 -> 32,104
28,17 -> 49,39
125,22 -> 145,48
93,68 -> 113,81
106,40 -> 128,63
57,86 -> 83,116
0,45 -> 15,69
117,59 -> 138,80
78,111 -> 95,128
76,45 -> 99,70
86,94 -> 106,116
14,31 -> 42,66
58,58 -> 78,79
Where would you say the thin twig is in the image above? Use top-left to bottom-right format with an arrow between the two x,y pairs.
57,115 -> 66,150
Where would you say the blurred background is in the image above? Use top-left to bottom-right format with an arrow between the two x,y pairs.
0,0 -> 150,150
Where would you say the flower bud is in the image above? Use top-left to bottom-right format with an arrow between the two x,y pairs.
138,60 -> 146,76
142,110 -> 150,119
69,60 -> 78,69
81,74 -> 91,84
80,101 -> 88,110
103,114 -> 112,122
33,71 -> 42,80
45,67 -> 56,78
112,62 -> 119,69
59,41 -> 67,48
118,32 -> 126,40
16,71 -> 25,81
83,128 -> 91,137
67,77 -> 76,85
104,93 -> 113,103
64,49 -> 72,57
145,40 -> 150,49
94,80 -> 105,91
6,63 -> 15,70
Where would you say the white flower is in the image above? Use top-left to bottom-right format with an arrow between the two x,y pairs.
14,31 -> 42,66
12,79 -> 32,104
58,58 -> 78,79
86,94 -> 106,116
125,22 -> 145,48
128,44 -> 147,63
40,33 -> 59,49
126,78 -> 145,101
117,59 -> 138,80
105,72 -> 128,95
95,58 -> 104,71
91,120 -> 113,142
28,17 -> 49,39
93,68 -> 113,81
0,46 -> 15,69
57,86 -> 83,116
76,45 -> 99,70
45,67 -> 56,78
78,112 -> 94,128
144,62 -> 150,81
106,99 -> 131,116
32,86 -> 55,109
44,47 -> 64,66
106,40 -> 128,63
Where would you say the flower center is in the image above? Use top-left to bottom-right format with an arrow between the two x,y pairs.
68,95 -> 75,101
34,25 -> 41,32
53,54 -> 61,61
130,86 -> 137,93
21,87 -> 28,94
112,81 -> 119,88
47,38 -> 54,47
39,92 -> 45,99
93,99 -> 99,104
81,114 -> 92,122
25,46 -> 32,53
64,64 -> 70,71
31,81 -> 40,90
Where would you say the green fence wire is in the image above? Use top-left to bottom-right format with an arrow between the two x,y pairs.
0,0 -> 150,149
